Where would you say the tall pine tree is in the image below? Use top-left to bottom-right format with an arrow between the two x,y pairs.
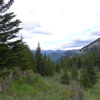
0,0 -> 22,70
44,56 -> 55,76
35,43 -> 45,76
80,55 -> 97,88
71,66 -> 78,80
0,0 -> 14,13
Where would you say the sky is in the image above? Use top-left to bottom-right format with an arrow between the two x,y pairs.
9,0 -> 100,50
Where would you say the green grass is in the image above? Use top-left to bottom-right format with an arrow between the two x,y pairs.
84,79 -> 100,100
0,73 -> 68,100
0,72 -> 100,100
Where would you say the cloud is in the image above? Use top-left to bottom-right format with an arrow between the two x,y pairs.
9,0 -> 100,50
23,27 -> 52,35
21,22 -> 52,35
22,23 -> 42,31
32,30 -> 52,35
91,30 -> 100,36
61,40 -> 92,49
69,40 -> 92,47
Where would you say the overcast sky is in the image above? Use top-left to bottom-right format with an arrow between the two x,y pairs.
9,0 -> 100,50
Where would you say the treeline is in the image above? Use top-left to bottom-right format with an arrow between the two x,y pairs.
0,0 -> 57,80
59,53 -> 100,88
34,43 -> 55,76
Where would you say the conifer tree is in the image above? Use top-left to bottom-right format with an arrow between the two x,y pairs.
55,61 -> 61,73
69,58 -> 73,68
35,43 -> 45,76
13,42 -> 36,72
44,52 -> 47,58
80,67 -> 92,88
61,69 -> 70,85
80,55 -> 97,88
76,57 -> 82,69
60,56 -> 68,70
71,66 -> 78,80
0,0 -> 14,13
97,53 -> 100,69
0,0 -> 22,70
44,57 -> 55,76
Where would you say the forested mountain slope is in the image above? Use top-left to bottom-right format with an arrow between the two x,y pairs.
77,38 -> 100,55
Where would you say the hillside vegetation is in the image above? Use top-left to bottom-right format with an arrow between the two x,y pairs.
0,72 -> 100,100
0,1 -> 100,100
77,38 -> 100,55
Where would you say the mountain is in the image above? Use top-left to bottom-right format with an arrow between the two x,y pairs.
64,50 -> 78,57
48,50 -> 65,61
31,50 -> 77,61
31,50 -> 53,55
56,50 -> 78,62
77,38 -> 100,55
31,38 -> 100,61
48,50 -> 77,61
31,50 -> 66,61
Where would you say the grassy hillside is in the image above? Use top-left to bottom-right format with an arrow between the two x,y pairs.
0,72 -> 100,100
0,73 -> 67,100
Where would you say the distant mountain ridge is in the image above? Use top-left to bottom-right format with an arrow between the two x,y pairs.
31,50 -> 77,61
77,38 -> 100,55
31,50 -> 67,61
31,37 -> 100,61
31,50 -> 53,55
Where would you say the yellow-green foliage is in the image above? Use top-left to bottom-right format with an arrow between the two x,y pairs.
63,89 -> 75,99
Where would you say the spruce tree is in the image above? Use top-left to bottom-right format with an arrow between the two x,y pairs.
61,69 -> 70,85
97,53 -> 100,69
60,56 -> 68,70
55,61 -> 61,73
45,57 -> 55,76
80,67 -> 92,88
42,53 -> 55,76
80,55 -> 97,88
71,66 -> 78,80
0,0 -> 22,70
35,43 -> 45,76
13,42 -> 36,72
76,57 -> 82,69
0,0 -> 14,13
85,55 -> 97,85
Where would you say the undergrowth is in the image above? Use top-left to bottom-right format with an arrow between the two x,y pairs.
0,71 -> 100,100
